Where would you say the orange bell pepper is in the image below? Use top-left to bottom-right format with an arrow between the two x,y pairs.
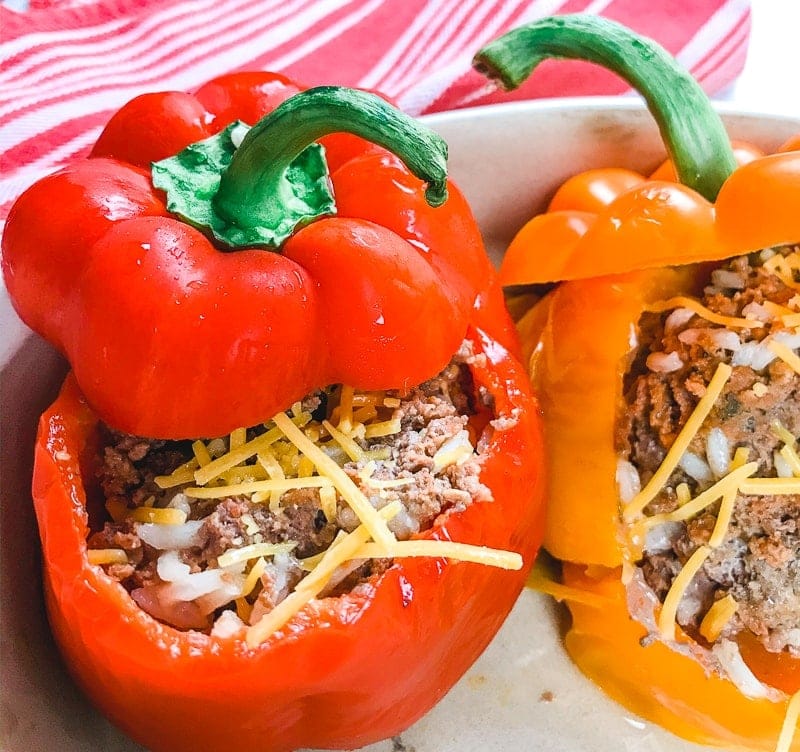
476,14 -> 800,751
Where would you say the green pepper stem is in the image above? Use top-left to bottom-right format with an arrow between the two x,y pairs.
473,15 -> 737,201
215,86 -> 449,229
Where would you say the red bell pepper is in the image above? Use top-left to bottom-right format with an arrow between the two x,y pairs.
475,15 -> 800,751
2,74 -> 498,440
34,324 -> 544,752
5,71 -> 545,752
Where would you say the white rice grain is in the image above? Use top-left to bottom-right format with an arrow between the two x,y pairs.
664,308 -> 696,333
679,451 -> 713,485
616,459 -> 642,503
710,269 -> 746,290
706,428 -> 731,478
646,351 -> 683,373
774,450 -> 794,478
139,520 -> 203,550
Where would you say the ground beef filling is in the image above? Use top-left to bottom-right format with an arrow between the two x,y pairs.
88,350 -> 495,633
618,248 -> 800,657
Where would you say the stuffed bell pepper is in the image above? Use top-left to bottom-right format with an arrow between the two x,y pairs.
474,15 -> 800,752
1,73 -> 546,752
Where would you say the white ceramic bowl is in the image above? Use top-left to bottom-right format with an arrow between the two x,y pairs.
1,98 -> 799,752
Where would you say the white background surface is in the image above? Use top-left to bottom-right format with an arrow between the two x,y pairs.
717,0 -> 799,116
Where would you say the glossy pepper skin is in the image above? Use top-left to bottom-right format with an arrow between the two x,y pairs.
475,15 -> 800,751
2,73 -> 496,440
34,324 -> 545,752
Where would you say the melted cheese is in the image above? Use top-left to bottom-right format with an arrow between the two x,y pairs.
623,363 -> 732,521
658,545 -> 711,641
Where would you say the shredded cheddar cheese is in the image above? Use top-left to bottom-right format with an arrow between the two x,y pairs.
699,594 -> 738,642
128,507 -> 187,525
245,502 -> 402,647
658,545 -> 711,641
620,281 -> 800,695
642,463 -> 757,530
776,688 -> 800,752
241,557 -> 268,597
194,415 -> 310,486
94,375 -> 526,650
646,297 -> 762,329
192,439 -> 213,467
322,419 -> 364,462
272,412 -> 396,550
708,487 -> 738,549
88,548 -> 128,566
769,340 -> 800,377
184,476 -> 334,499
319,485 -> 338,522
356,540 -> 522,570
739,478 -> 800,495
154,457 -> 199,489
623,362 -> 732,521
217,542 -> 297,568
779,444 -> 800,476
527,569 -> 609,609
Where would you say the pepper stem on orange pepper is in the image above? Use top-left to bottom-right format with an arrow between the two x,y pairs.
473,15 -> 737,201
154,86 -> 449,249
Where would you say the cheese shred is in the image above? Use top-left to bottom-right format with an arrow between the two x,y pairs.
775,688 -> 800,752
245,502 -> 402,647
356,540 -> 523,570
646,297 -> 762,329
699,594 -> 738,642
272,412 -> 396,550
658,545 -> 711,642
623,363 -> 732,521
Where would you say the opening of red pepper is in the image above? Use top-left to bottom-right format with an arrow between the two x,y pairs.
152,86 -> 449,249
473,14 -> 737,202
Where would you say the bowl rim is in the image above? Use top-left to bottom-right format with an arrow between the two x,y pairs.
419,94 -> 800,129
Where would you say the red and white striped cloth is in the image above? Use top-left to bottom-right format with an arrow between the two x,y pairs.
0,0 -> 751,222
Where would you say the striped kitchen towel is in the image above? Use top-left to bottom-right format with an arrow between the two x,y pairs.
0,0 -> 751,222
